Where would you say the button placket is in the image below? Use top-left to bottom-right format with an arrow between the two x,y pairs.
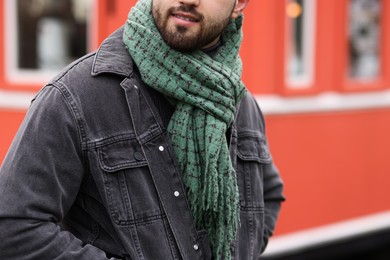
125,79 -> 200,259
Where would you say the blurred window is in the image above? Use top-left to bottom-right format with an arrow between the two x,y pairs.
348,0 -> 381,81
5,0 -> 93,83
285,0 -> 316,88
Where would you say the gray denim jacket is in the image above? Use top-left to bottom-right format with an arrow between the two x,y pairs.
0,28 -> 284,260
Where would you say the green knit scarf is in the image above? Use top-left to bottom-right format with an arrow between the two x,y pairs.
123,0 -> 246,258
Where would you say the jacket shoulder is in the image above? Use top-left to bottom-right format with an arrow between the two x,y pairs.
236,91 -> 266,134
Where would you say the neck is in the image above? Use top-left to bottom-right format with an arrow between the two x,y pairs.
200,36 -> 221,51
201,38 -> 222,55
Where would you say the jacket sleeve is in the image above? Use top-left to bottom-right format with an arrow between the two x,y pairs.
261,162 -> 285,253
259,109 -> 285,253
0,86 -> 111,259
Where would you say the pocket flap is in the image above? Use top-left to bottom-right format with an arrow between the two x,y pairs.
237,133 -> 271,163
98,139 -> 147,172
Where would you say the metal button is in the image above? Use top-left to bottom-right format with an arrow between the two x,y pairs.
174,191 -> 180,197
193,244 -> 199,251
159,146 -> 165,152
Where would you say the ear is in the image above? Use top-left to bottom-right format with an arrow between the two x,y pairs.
231,0 -> 249,19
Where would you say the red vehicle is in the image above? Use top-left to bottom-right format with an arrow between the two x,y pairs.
1,0 -> 390,258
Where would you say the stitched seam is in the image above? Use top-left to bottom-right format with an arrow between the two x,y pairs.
113,213 -> 167,226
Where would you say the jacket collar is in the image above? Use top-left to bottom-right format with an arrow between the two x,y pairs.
91,26 -> 134,77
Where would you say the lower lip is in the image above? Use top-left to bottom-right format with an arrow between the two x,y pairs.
172,15 -> 198,27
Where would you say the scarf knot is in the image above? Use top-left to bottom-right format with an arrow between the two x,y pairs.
123,0 -> 246,258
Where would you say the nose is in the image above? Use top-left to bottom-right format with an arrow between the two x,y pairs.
179,0 -> 200,6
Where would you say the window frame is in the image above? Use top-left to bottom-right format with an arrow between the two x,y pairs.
284,0 -> 317,89
3,0 -> 97,90
334,0 -> 390,92
274,0 -> 320,96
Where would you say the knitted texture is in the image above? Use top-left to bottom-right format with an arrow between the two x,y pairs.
123,0 -> 246,258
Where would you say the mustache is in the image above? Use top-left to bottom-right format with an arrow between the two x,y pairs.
168,5 -> 204,21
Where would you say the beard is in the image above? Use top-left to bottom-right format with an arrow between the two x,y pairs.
152,4 -> 233,52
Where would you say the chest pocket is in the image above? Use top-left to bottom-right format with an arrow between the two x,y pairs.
97,138 -> 162,225
236,132 -> 271,209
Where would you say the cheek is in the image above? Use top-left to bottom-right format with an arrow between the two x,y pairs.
208,5 -> 233,21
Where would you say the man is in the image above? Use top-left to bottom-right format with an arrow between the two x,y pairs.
0,0 -> 284,259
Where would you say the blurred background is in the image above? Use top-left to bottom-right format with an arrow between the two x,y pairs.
0,0 -> 390,259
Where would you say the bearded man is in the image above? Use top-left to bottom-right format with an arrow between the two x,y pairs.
0,0 -> 284,259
